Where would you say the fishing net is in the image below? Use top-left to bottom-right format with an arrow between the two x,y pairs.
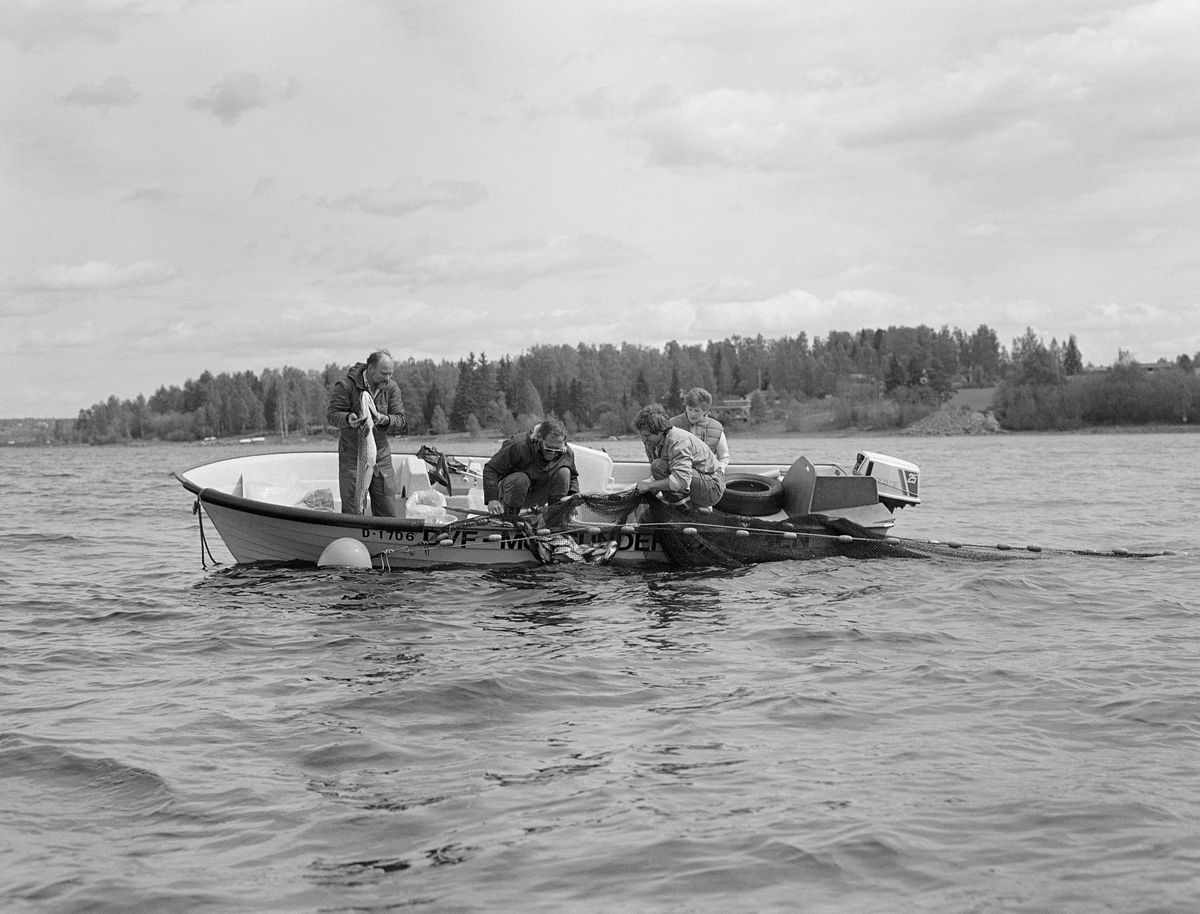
537,490 -> 1171,569
540,490 -> 927,568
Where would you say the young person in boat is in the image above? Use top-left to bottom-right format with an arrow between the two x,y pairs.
633,403 -> 727,511
670,387 -> 731,475
483,418 -> 580,516
327,349 -> 406,516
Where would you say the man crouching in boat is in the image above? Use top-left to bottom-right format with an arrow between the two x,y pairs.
327,349 -> 406,516
634,403 -> 726,511
483,418 -> 580,516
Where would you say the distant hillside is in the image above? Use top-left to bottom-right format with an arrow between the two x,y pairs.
0,418 -> 69,445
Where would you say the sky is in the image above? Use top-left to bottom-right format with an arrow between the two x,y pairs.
2,0 -> 1199,418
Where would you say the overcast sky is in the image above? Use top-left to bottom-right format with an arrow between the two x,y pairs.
2,0 -> 1198,418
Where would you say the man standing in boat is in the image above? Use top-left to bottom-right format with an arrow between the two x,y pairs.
483,418 -> 580,515
634,403 -> 726,511
669,387 -> 731,475
327,349 -> 406,516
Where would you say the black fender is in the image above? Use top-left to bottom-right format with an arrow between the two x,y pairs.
716,472 -> 785,516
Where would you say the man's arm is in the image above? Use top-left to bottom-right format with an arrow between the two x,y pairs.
381,383 -> 406,431
327,381 -> 355,428
565,453 -> 581,497
482,446 -> 515,504
714,432 -> 730,471
664,437 -> 694,493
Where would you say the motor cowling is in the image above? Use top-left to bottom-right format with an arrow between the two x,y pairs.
852,451 -> 920,509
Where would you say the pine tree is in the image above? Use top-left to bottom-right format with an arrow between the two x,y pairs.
568,378 -> 590,427
448,354 -> 477,431
666,364 -> 682,413
906,355 -> 925,388
516,379 -> 544,420
494,355 -> 515,414
431,405 -> 450,435
1063,335 -> 1083,375
423,381 -> 442,428
633,370 -> 652,405
474,353 -> 493,420
885,354 -> 907,393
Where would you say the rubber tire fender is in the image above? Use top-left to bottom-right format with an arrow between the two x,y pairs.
716,472 -> 785,517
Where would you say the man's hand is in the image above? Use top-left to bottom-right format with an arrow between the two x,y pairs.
636,479 -> 653,494
347,413 -> 362,428
487,499 -> 505,515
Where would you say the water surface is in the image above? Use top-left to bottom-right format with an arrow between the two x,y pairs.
2,434 -> 1198,912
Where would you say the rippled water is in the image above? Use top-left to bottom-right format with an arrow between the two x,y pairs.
3,434 -> 1199,913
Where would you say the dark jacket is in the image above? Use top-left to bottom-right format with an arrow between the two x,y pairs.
483,431 -> 580,503
327,363 -> 406,480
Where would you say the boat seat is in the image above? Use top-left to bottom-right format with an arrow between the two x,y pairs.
811,475 -> 879,512
396,454 -> 433,500
782,457 -> 816,516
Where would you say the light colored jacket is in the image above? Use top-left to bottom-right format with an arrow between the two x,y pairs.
646,427 -> 721,494
670,413 -> 729,470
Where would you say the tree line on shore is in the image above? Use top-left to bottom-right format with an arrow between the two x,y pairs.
44,325 -> 1200,445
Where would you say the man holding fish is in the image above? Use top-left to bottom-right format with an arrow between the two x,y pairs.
328,349 -> 406,516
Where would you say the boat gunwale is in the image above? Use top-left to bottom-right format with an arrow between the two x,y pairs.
177,476 -> 438,533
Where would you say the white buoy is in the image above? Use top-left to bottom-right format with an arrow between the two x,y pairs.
317,538 -> 373,569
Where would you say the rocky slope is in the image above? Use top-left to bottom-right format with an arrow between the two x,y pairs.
900,407 -> 1003,436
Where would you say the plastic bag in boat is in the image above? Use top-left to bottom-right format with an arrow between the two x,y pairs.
404,489 -> 456,525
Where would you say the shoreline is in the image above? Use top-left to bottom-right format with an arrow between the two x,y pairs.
4,416 -> 1198,449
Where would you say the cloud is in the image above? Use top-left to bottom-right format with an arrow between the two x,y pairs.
63,74 -> 137,109
318,178 -> 487,217
0,0 -> 142,49
617,0 -> 1200,194
121,187 -> 178,204
187,72 -> 298,124
348,234 -> 635,288
648,287 -> 909,343
638,88 -> 809,171
17,259 -> 181,293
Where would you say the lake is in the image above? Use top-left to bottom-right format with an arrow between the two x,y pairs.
2,433 -> 1198,913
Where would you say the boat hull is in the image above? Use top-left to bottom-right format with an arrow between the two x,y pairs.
177,447 -> 916,570
193,487 -> 668,568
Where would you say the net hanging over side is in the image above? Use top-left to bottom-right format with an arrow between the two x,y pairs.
538,491 -> 1174,569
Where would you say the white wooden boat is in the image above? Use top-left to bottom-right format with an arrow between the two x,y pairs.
175,445 -> 920,569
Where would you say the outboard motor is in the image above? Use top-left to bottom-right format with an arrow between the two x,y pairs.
853,451 -> 920,510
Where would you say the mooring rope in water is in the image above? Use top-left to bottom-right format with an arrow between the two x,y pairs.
192,496 -> 223,569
